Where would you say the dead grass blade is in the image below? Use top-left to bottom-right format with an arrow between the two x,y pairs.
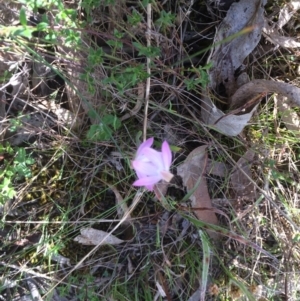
199,230 -> 210,301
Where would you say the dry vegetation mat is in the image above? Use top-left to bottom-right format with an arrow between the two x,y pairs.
0,0 -> 300,300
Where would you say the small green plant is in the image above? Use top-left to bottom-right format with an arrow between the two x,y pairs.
86,114 -> 121,141
133,42 -> 161,58
8,115 -> 27,133
0,177 -> 16,202
184,63 -> 212,90
128,10 -> 143,26
0,144 -> 34,204
107,29 -> 124,50
155,10 -> 175,32
103,64 -> 149,95
13,148 -> 35,179
6,0 -> 79,45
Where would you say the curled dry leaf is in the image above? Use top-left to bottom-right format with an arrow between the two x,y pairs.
202,93 -> 259,137
74,228 -> 124,246
205,79 -> 300,136
177,145 -> 219,238
230,149 -> 256,199
230,79 -> 300,109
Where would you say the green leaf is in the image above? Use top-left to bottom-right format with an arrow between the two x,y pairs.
0,177 -> 16,200
15,148 -> 25,163
12,27 -> 33,39
169,145 -> 181,152
87,124 -> 112,141
19,7 -> 27,26
88,108 -> 99,120
113,29 -> 124,39
106,40 -> 123,49
5,170 -> 14,177
7,187 -> 16,199
132,42 -> 160,58
36,22 -> 49,31
45,32 -> 57,41
128,10 -> 142,26
102,115 -> 121,130
155,10 -> 175,29
142,0 -> 152,6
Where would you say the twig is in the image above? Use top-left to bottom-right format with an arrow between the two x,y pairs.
143,3 -> 152,141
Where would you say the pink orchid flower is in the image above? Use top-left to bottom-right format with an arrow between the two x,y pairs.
131,137 -> 174,191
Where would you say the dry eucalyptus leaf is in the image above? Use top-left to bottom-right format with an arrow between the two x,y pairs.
230,149 -> 256,199
74,228 -> 124,246
202,93 -> 259,136
209,0 -> 266,96
206,159 -> 229,178
205,79 -> 300,136
177,145 -> 219,231
231,79 -> 300,108
263,22 -> 300,48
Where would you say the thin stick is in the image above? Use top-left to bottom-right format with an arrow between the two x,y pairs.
143,3 -> 152,141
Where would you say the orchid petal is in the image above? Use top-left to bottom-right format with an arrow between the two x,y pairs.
142,148 -> 164,170
133,175 -> 162,187
161,170 -> 174,182
136,137 -> 154,156
135,169 -> 146,180
161,141 -> 172,169
145,185 -> 154,191
132,160 -> 158,176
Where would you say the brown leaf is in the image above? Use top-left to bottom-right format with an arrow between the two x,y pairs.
230,149 -> 256,199
177,146 -> 219,238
